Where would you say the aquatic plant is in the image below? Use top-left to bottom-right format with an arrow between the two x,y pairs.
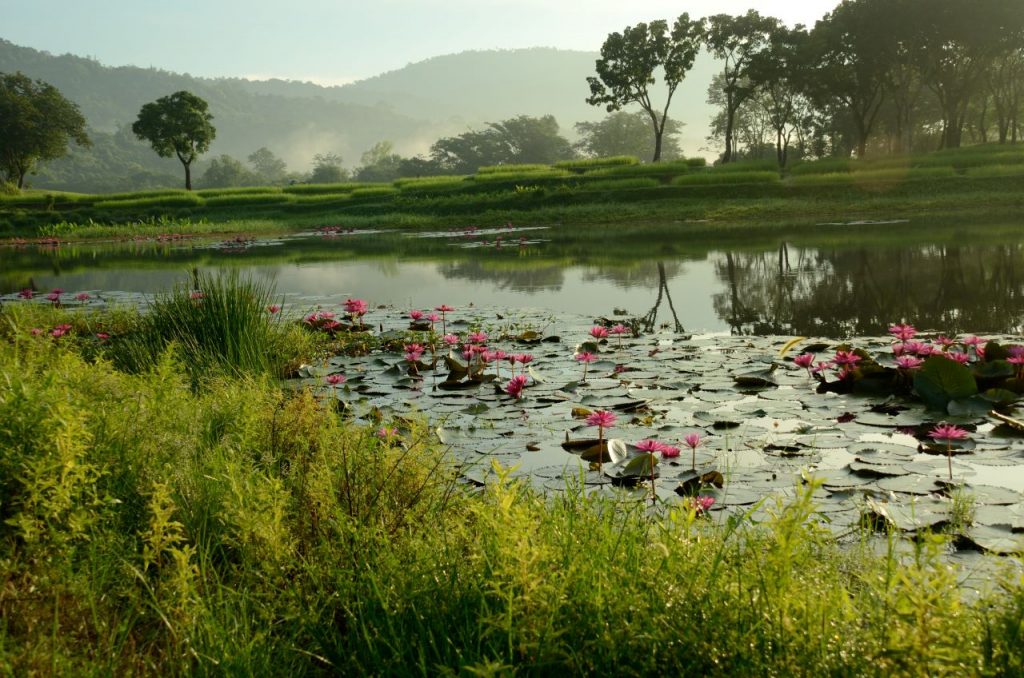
929,423 -> 970,480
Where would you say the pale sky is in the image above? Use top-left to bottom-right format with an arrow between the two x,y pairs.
3,1 -> 840,86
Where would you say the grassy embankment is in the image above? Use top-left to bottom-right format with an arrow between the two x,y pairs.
2,277 -> 1024,675
3,144 -> 1024,240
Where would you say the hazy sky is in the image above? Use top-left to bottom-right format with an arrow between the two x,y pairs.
3,0 -> 840,86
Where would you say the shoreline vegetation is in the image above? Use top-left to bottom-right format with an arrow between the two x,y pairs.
3,145 -> 1024,240
2,280 -> 1024,674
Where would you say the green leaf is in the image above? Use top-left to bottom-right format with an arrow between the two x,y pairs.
913,356 -> 978,411
983,340 -> 1009,362
946,396 -> 991,418
973,360 -> 1013,380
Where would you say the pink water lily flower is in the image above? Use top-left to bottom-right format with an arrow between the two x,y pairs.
929,423 -> 970,480
467,331 -> 488,344
75,292 -> 90,301
442,334 -> 460,346
659,444 -> 681,458
961,335 -> 985,348
325,374 -> 346,386
896,355 -> 924,370
505,374 -> 528,399
683,432 -> 702,469
95,332 -> 110,341
590,326 -> 609,340
409,309 -> 424,321
18,288 -> 33,299
945,351 -> 969,365
586,410 -> 616,429
832,351 -> 861,367
576,351 -> 597,381
267,304 -> 281,314
888,323 -> 916,342
635,439 -> 664,453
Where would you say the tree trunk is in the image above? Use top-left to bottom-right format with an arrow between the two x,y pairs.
652,128 -> 663,163
184,161 -> 192,191
16,170 -> 25,189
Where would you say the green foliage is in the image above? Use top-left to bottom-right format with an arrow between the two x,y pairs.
914,356 -> 980,411
108,270 -> 305,381
967,164 -> 1024,178
431,115 -> 574,173
198,154 -> 259,189
554,155 -> 639,170
672,170 -> 780,186
574,112 -> 685,162
132,91 -> 216,190
308,152 -> 349,184
92,193 -> 204,209
584,159 -> 692,178
350,186 -> 399,199
473,169 -> 572,183
789,157 -> 855,175
282,182 -> 362,195
580,177 -> 661,190
790,166 -> 957,185
477,163 -> 552,174
203,193 -> 293,207
0,72 -> 90,188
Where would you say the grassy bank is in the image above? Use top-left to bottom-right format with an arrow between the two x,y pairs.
2,144 -> 1024,239
2,289 -> 1024,674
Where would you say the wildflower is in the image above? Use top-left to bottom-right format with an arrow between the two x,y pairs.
686,495 -> 716,514
50,323 -> 72,338
590,326 -> 609,340
377,426 -> 399,441
505,374 -> 528,399
267,304 -> 281,314
325,374 -> 346,386
888,323 -> 916,342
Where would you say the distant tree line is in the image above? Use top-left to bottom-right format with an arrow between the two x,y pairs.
588,0 -> 1024,165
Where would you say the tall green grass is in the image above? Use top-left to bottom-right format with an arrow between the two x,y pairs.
1,316 -> 1024,674
109,270 -> 306,380
584,160 -> 692,178
555,156 -> 640,171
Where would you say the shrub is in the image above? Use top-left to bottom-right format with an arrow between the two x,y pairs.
472,169 -> 573,183
350,186 -> 400,199
966,164 -> 1024,178
789,157 -> 854,175
93,193 -> 204,210
195,186 -> 284,198
203,193 -> 294,207
584,160 -> 692,178
579,177 -> 661,191
711,159 -> 780,173
554,156 -> 639,171
672,170 -> 780,186
282,182 -> 364,195
476,163 -> 553,175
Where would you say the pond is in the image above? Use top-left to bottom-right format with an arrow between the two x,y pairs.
4,217 -> 1024,336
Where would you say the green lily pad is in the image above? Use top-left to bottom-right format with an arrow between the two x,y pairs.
913,356 -> 978,412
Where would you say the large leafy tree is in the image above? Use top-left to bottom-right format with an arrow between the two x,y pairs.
132,91 -> 216,190
704,11 -> 782,163
199,154 -> 259,189
0,72 -> 90,189
587,15 -> 704,163
247,147 -> 287,184
430,115 -> 573,173
574,111 -> 684,161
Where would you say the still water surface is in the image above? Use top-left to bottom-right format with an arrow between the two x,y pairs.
3,222 -> 1024,336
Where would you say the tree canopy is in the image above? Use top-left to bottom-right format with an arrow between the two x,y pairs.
0,72 -> 89,189
132,91 -> 216,190
430,115 -> 573,173
586,16 -> 704,162
574,111 -> 684,160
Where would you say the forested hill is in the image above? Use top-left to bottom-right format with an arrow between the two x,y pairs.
0,39 -> 717,192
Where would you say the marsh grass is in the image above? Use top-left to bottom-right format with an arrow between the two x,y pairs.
0,318 -> 1023,674
110,270 -> 309,380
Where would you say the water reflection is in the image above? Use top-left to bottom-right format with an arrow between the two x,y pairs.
715,243 -> 1024,336
4,226 -> 1024,336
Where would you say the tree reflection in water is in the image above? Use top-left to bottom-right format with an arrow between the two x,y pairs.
714,242 -> 1024,336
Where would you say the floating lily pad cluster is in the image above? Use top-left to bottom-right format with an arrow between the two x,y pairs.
286,304 -> 1024,557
